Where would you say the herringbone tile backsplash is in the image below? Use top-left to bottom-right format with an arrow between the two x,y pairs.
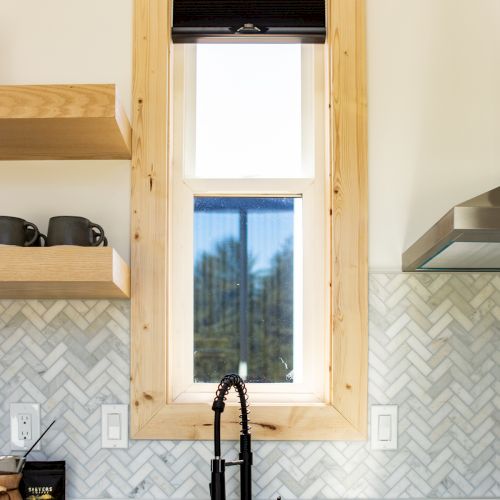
0,274 -> 499,499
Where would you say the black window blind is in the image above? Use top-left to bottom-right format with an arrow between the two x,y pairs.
172,0 -> 326,43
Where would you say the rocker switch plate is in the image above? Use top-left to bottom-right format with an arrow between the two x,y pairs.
101,404 -> 128,449
371,405 -> 398,450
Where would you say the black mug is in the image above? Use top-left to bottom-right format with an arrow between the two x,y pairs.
46,216 -> 108,247
0,216 -> 40,246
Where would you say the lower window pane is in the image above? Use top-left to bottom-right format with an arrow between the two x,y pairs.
193,197 -> 302,383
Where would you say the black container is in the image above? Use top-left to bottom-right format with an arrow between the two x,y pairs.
0,216 -> 39,247
20,461 -> 65,500
46,216 -> 107,247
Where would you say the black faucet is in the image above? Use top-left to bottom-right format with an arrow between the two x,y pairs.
210,374 -> 252,500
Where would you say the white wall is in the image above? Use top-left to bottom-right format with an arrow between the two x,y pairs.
0,0 -> 133,261
367,0 -> 500,270
1,0 -> 500,270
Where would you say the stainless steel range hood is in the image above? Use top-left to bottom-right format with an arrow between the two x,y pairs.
402,187 -> 500,271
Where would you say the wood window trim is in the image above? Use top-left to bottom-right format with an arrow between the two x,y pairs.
130,0 -> 368,440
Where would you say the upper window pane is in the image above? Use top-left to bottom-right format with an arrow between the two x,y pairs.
194,44 -> 305,178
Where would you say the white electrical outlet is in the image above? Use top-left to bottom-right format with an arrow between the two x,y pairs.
10,403 -> 41,451
18,414 -> 32,440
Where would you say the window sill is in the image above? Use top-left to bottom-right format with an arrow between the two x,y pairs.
131,403 -> 366,441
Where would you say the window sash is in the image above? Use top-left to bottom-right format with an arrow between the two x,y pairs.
169,43 -> 329,404
180,44 -> 316,180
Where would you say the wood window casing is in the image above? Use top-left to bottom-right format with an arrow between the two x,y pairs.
131,0 -> 368,440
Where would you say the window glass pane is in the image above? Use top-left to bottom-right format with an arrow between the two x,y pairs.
194,44 -> 303,178
193,197 -> 302,383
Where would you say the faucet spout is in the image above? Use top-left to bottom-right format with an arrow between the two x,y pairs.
210,374 -> 252,500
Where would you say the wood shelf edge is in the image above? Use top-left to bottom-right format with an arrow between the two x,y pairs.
0,84 -> 132,160
0,246 -> 130,299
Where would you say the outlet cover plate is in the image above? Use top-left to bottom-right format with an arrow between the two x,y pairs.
10,403 -> 41,451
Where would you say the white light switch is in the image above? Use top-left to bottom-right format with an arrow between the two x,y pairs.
378,414 -> 392,441
108,413 -> 121,440
101,405 -> 128,449
371,405 -> 397,450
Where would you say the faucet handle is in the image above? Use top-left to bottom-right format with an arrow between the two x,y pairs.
225,459 -> 244,467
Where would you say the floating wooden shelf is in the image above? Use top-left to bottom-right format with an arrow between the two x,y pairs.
0,246 -> 130,299
0,84 -> 131,160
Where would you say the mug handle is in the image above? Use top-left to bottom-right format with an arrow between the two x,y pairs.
23,222 -> 39,247
92,231 -> 108,247
89,223 -> 105,246
39,233 -> 47,247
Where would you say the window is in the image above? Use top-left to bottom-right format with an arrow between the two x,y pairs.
130,0 -> 368,441
192,44 -> 305,178
171,43 -> 328,404
193,196 -> 301,384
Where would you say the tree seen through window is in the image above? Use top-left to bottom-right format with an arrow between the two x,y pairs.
193,197 -> 299,383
